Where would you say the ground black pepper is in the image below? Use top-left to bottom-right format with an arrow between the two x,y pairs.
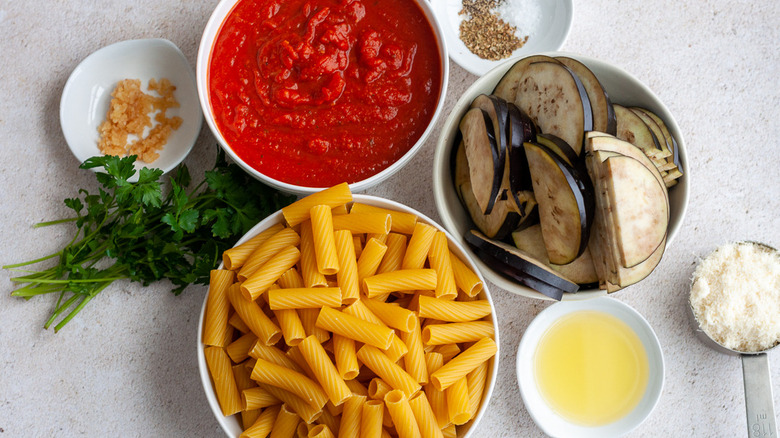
459,0 -> 527,61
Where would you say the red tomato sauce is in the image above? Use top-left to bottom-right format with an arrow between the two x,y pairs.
208,0 -> 442,187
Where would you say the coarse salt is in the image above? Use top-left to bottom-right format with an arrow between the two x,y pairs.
495,0 -> 540,41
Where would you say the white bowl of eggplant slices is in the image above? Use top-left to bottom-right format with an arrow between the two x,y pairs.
432,53 -> 689,301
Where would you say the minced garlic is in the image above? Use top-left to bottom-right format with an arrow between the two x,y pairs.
98,78 -> 182,163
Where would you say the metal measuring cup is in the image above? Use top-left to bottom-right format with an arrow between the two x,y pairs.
688,241 -> 779,437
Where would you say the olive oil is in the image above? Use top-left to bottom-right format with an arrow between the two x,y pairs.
534,310 -> 649,426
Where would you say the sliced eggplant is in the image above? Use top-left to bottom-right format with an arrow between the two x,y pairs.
459,181 -> 520,240
459,108 -> 503,215
585,144 -> 668,291
471,94 -> 509,158
585,133 -> 669,222
492,54 -> 559,102
613,104 -> 669,161
602,155 -> 669,268
476,248 -> 566,301
465,229 -> 579,295
535,133 -> 578,167
514,61 -> 593,155
511,224 -> 599,285
452,140 -> 469,203
524,142 -> 592,265
555,56 -> 617,135
629,108 -> 677,172
634,107 -> 684,181
505,102 -> 536,212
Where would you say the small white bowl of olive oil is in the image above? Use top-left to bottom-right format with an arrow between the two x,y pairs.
516,297 -> 664,437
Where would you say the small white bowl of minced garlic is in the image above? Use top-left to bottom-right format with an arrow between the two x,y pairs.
60,38 -> 202,181
431,0 -> 573,76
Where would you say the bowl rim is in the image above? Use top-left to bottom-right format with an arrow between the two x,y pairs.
197,193 -> 500,437
59,38 -> 202,182
432,51 -> 690,301
515,296 -> 665,437
195,0 -> 450,195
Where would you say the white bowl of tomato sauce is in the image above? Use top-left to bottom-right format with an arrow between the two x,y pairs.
197,0 -> 449,195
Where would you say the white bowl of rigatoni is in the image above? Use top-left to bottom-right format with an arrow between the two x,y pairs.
197,183 -> 499,438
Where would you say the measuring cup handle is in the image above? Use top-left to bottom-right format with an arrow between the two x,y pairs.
742,353 -> 777,437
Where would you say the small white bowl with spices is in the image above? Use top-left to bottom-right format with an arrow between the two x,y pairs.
432,0 -> 573,75
60,38 -> 203,181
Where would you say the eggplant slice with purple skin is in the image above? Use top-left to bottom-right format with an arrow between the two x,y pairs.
556,56 -> 617,136
466,229 -> 579,298
476,248 -> 567,301
524,142 -> 593,265
534,133 -> 578,168
453,136 -> 520,240
459,107 -> 503,215
460,182 -> 520,240
511,223 -> 599,286
613,104 -> 667,162
513,61 -> 594,156
504,102 -> 537,215
492,54 -> 559,103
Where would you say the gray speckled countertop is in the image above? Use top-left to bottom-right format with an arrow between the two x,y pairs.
1,1 -> 778,437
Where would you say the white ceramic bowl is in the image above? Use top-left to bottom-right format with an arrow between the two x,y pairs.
516,297 -> 664,437
433,0 -> 573,76
432,52 -> 690,300
197,194 -> 499,437
60,38 -> 202,182
196,0 -> 449,195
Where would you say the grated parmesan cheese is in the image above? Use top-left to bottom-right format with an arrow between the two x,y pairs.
690,242 -> 780,353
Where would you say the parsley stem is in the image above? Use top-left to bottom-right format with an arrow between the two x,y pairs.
3,253 -> 60,269
34,217 -> 78,228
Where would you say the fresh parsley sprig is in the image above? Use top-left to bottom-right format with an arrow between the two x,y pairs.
4,151 -> 295,332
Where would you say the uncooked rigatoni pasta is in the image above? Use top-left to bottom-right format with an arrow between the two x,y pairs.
204,346 -> 243,417
363,269 -> 437,298
445,377 -> 470,425
350,203 -> 418,235
251,358 -> 329,411
310,205 -> 339,276
357,345 -> 421,397
421,321 -> 495,346
356,238 -> 388,281
416,296 -> 491,323
282,183 -> 352,227
241,245 -> 301,301
402,223 -> 437,270
333,230 -> 360,304
203,269 -> 235,347
300,221 -> 328,288
408,392 -> 444,438
332,212 -> 392,235
224,223 -> 285,271
238,227 -> 300,281
332,334 -> 359,380
243,386 -> 280,410
384,390 -> 422,438
448,251 -> 483,298
429,338 -> 497,391
316,307 -> 394,350
202,184 -> 496,437
298,335 -> 352,407
227,284 -> 282,346
337,394 -> 365,438
268,287 -> 343,310
427,232 -> 457,300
